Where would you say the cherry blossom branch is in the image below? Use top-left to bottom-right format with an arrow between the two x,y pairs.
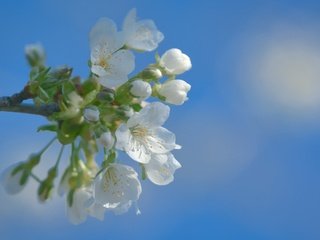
0,103 -> 59,117
0,87 -> 59,117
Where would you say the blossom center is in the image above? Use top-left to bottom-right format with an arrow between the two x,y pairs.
98,58 -> 109,69
131,126 -> 149,138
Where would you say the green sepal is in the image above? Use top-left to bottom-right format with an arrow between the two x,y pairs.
81,90 -> 98,107
131,103 -> 142,112
67,189 -> 75,207
57,121 -> 82,144
19,171 -> 29,186
141,164 -> 147,180
37,124 -> 58,132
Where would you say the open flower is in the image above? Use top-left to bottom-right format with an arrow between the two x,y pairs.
90,18 -> 135,88
158,79 -> 191,105
94,163 -> 141,214
123,8 -> 164,51
1,163 -> 27,195
159,48 -> 192,75
115,102 -> 178,164
144,153 -> 181,185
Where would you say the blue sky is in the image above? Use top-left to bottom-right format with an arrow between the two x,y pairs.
1,0 -> 320,239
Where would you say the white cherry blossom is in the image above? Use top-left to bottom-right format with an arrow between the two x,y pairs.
94,163 -> 141,214
90,18 -> 135,88
115,102 -> 178,164
1,163 -> 27,195
159,48 -> 192,75
123,8 -> 164,51
158,79 -> 191,105
144,153 -> 181,185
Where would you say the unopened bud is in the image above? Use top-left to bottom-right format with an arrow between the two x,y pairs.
139,66 -> 162,81
25,43 -> 46,67
83,106 -> 100,122
130,80 -> 152,100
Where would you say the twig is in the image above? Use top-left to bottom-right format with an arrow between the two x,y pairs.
0,86 -> 59,117
0,103 -> 59,117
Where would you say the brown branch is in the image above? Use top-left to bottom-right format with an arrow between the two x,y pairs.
0,103 -> 59,117
0,86 -> 59,117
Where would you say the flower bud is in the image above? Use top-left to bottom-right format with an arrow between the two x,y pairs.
139,66 -> 162,80
83,107 -> 100,122
130,80 -> 152,100
159,48 -> 192,75
158,80 -> 191,105
25,43 -> 46,67
98,132 -> 115,151
1,163 -> 27,195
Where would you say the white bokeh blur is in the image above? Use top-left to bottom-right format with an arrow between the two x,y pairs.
236,22 -> 320,120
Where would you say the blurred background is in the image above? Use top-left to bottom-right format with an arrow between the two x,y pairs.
1,0 -> 320,239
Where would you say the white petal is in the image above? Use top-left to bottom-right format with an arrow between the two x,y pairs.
91,65 -> 107,76
125,20 -> 164,51
89,18 -> 124,53
127,102 -> 170,128
126,135 -> 152,163
67,188 -> 91,225
88,202 -> 106,221
1,163 -> 26,195
123,9 -> 164,51
145,153 -> 181,185
123,8 -> 137,32
111,200 -> 132,215
146,127 -> 177,153
58,168 -> 70,196
98,73 -> 128,88
115,124 -> 131,150
94,164 -> 142,206
109,50 -> 135,75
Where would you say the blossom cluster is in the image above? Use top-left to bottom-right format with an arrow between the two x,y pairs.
1,9 -> 191,224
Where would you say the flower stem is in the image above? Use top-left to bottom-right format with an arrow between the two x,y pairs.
39,137 -> 57,155
55,145 -> 65,168
30,172 -> 41,183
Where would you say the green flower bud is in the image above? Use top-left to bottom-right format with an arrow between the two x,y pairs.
139,66 -> 162,81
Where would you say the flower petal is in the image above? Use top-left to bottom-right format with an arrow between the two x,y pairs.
145,153 -> 181,185
115,124 -> 130,150
94,164 -> 142,206
127,102 -> 170,128
146,127 -> 177,153
89,17 -> 124,53
88,202 -> 106,221
98,73 -> 129,88
67,188 -> 91,225
109,50 -> 135,75
126,135 -> 152,163
123,9 -> 164,51
123,8 -> 136,32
